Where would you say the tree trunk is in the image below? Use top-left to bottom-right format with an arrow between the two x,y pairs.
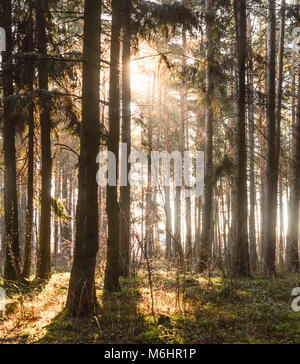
61,154 -> 72,268
36,0 -> 52,279
233,0 -> 250,277
53,162 -> 61,270
23,6 -> 35,279
198,0 -> 214,273
278,176 -> 285,270
180,26 -> 192,268
247,10 -> 258,273
275,0 -> 286,272
120,0 -> 132,278
104,0 -> 121,292
66,0 -> 101,316
258,47 -> 266,267
286,69 -> 300,273
1,0 -> 22,281
163,91 -> 172,258
264,0 -> 277,275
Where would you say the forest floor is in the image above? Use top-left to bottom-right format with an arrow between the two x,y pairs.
0,264 -> 300,344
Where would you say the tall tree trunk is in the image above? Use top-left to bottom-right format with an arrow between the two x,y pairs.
275,0 -> 286,271
145,74 -> 156,259
61,154 -> 72,267
104,0 -> 121,292
66,0 -> 101,316
258,17 -> 266,267
264,0 -> 277,275
145,129 -> 153,258
120,0 -> 132,278
1,0 -> 22,281
53,162 -> 61,270
247,10 -> 258,273
198,0 -> 214,273
36,0 -> 52,279
233,0 -> 250,277
278,176 -> 284,270
23,5 -> 35,279
180,26 -> 192,267
163,91 -> 172,259
276,0 -> 285,164
286,69 -> 300,273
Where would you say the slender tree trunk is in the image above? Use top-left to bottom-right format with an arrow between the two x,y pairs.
174,187 -> 184,265
163,88 -> 172,258
276,0 -> 285,164
198,0 -> 214,273
104,0 -> 121,292
229,65 -> 238,273
233,0 -> 250,277
66,0 -> 101,316
278,176 -> 285,270
61,154 -> 72,267
53,162 -> 61,270
164,185 -> 172,258
264,0 -> 277,275
1,0 -> 22,281
120,0 -> 132,278
145,74 -> 156,259
286,69 -> 300,273
247,11 -> 258,273
275,0 -> 286,271
259,83 -> 266,266
23,7 -> 35,279
256,16 -> 266,269
180,26 -> 192,267
36,0 -> 52,279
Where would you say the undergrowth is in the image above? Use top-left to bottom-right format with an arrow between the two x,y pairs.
0,267 -> 299,344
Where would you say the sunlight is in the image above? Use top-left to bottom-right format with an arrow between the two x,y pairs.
1,0 -> 300,346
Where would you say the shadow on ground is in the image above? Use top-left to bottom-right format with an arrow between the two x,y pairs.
2,279 -> 49,301
39,278 -> 146,344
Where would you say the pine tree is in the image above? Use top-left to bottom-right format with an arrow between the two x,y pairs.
104,0 -> 122,292
233,0 -> 250,277
264,0 -> 277,275
23,3 -> 35,279
120,0 -> 132,278
198,0 -> 214,273
36,0 -> 52,279
66,0 -> 101,316
286,68 -> 300,273
1,0 -> 22,281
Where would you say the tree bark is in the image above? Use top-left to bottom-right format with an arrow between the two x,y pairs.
198,0 -> 214,273
23,6 -> 35,279
180,26 -> 192,268
36,0 -> 52,279
104,0 -> 121,292
61,153 -> 72,267
286,69 -> 300,273
264,0 -> 277,275
278,176 -> 284,270
66,0 -> 101,316
275,0 -> 286,272
163,90 -> 172,259
247,9 -> 258,273
1,0 -> 22,281
120,0 -> 132,278
233,0 -> 250,277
